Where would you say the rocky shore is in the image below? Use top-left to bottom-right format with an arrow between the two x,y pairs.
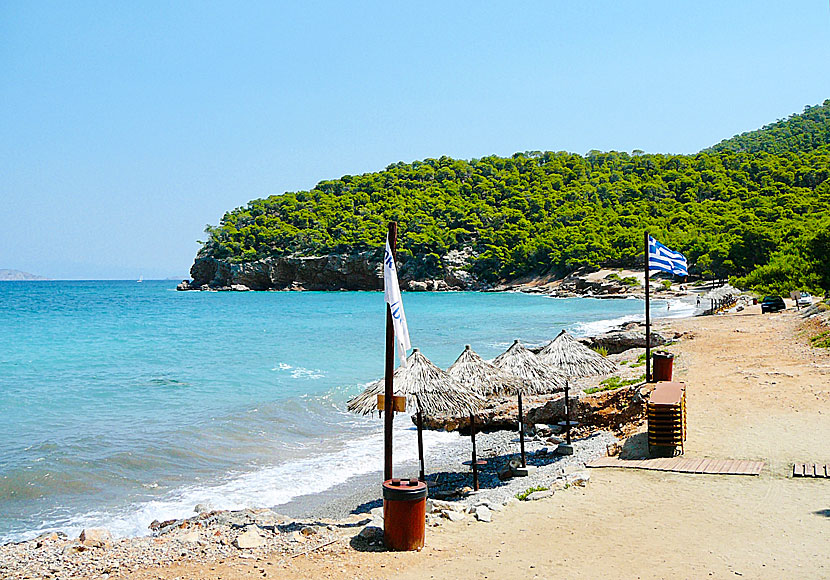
177,250 -> 689,304
0,425 -> 607,580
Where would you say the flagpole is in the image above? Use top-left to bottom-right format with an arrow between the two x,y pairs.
384,221 -> 397,481
644,230 -> 651,383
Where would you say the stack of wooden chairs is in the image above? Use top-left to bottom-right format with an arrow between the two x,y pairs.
647,381 -> 686,456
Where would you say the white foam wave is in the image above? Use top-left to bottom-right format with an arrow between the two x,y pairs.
271,362 -> 325,379
654,298 -> 696,319
22,418 -> 459,541
570,314 -> 642,337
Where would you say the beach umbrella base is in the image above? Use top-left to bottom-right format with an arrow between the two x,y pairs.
555,442 -> 574,456
508,459 -> 536,477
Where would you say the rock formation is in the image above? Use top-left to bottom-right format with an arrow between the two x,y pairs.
181,247 -> 488,291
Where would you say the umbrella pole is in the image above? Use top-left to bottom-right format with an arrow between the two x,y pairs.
518,392 -> 526,468
470,413 -> 479,491
565,378 -> 572,445
417,407 -> 425,483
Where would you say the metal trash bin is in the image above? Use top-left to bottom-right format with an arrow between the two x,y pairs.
383,478 -> 427,551
652,351 -> 674,382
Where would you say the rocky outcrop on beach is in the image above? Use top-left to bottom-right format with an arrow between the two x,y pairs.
579,329 -> 669,354
180,247 -> 488,291
422,383 -> 648,435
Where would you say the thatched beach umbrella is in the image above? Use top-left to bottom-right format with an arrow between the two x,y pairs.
537,330 -> 617,376
537,330 -> 617,453
447,345 -> 524,489
492,340 -> 567,468
347,348 -> 483,481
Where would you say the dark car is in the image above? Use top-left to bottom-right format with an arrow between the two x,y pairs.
761,295 -> 786,313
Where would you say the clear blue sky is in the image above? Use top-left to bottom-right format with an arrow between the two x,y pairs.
2,1 -> 829,279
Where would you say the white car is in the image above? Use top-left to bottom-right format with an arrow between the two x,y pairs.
796,292 -> 813,307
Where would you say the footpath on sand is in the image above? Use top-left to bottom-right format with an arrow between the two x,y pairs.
112,304 -> 830,580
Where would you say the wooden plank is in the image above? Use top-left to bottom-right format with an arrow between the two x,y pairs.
683,458 -> 706,473
740,460 -> 758,475
665,458 -> 685,471
726,460 -> 744,475
793,462 -> 805,477
655,458 -> 677,471
732,460 -> 750,475
825,464 -> 830,478
709,459 -> 728,474
751,460 -> 766,474
695,459 -> 715,473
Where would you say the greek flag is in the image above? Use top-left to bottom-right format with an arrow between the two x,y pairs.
384,239 -> 411,367
648,235 -> 688,276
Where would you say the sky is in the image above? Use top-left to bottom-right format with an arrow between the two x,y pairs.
2,2 -> 829,279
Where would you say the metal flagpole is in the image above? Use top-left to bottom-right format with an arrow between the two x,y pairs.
645,230 -> 651,383
384,222 -> 397,481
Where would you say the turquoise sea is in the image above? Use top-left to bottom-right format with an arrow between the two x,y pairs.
0,281 -> 690,542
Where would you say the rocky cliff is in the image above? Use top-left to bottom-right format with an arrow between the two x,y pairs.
181,247 -> 488,291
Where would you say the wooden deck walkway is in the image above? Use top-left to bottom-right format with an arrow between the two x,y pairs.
587,456 -> 764,476
792,463 -> 830,478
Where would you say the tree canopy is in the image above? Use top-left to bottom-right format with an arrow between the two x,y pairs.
198,100 -> 830,293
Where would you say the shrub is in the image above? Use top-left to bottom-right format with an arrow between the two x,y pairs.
584,374 -> 646,394
592,346 -> 609,357
810,330 -> 830,348
516,486 -> 549,501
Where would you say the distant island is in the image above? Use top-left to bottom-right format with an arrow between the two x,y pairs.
184,100 -> 830,296
0,269 -> 49,281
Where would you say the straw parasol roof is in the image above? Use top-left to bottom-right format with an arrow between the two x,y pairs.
492,339 -> 567,394
346,348 -> 484,417
537,330 -> 617,378
446,345 -> 524,397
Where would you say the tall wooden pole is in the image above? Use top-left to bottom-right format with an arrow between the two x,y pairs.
518,392 -> 526,467
417,407 -> 425,483
470,413 -> 479,491
645,230 -> 651,383
384,222 -> 397,481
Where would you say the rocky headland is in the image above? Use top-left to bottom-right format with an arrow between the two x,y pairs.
178,251 -> 687,301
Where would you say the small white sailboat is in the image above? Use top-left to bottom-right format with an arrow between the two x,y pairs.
137,275 -> 143,283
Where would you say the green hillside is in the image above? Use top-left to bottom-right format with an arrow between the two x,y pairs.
708,100 -> 830,155
198,101 -> 830,294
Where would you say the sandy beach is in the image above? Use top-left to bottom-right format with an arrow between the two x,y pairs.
5,302 -> 829,579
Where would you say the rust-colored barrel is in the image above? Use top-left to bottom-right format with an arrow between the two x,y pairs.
382,478 -> 427,551
652,351 -> 674,382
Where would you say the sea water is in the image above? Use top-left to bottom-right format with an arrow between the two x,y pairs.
0,280 -> 691,542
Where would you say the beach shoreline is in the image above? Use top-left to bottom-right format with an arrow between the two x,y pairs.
4,299 -> 827,579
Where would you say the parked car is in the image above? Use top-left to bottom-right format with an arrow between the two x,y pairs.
796,292 -> 813,307
761,295 -> 786,313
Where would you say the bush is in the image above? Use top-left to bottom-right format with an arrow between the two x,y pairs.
584,374 -> 646,394
516,486 -> 549,501
810,330 -> 830,348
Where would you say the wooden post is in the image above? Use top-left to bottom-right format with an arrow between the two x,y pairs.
564,379 -> 572,445
470,413 -> 479,491
645,231 -> 651,383
417,406 -> 425,483
384,222 -> 397,481
518,392 -> 526,468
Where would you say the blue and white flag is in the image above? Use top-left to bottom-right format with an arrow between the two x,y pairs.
384,239 -> 411,367
648,235 -> 688,277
